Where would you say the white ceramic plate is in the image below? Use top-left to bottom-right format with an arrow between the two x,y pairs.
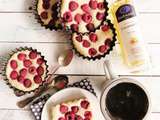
41,87 -> 105,120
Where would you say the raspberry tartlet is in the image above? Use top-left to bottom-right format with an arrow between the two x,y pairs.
3,47 -> 48,94
71,20 -> 116,60
35,0 -> 62,30
51,98 -> 93,120
60,0 -> 108,33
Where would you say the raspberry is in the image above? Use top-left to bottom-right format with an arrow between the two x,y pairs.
65,112 -> 75,120
34,75 -> 42,84
58,117 -> 65,120
23,79 -> 32,88
71,24 -> 79,32
42,3 -> 50,9
101,24 -> 109,31
74,14 -> 82,24
84,111 -> 92,119
10,60 -> 18,69
89,0 -> 97,9
105,38 -> 111,46
19,68 -> 27,77
82,13 -> 92,23
81,4 -> 90,13
17,76 -> 25,83
37,58 -> 44,65
89,33 -> 98,42
63,12 -> 72,22
75,35 -> 82,42
60,105 -> 68,114
69,1 -> 79,11
80,100 -> 90,109
10,71 -> 18,80
97,2 -> 105,10
99,45 -> 107,53
29,51 -> 37,59
82,40 -> 90,48
28,66 -> 36,74
88,48 -> 97,57
96,12 -> 105,20
76,115 -> 83,120
40,11 -> 48,19
23,59 -> 32,68
71,106 -> 79,113
36,66 -> 44,75
86,23 -> 95,32
17,53 -> 26,61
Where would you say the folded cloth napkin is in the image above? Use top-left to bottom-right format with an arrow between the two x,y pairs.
30,78 -> 96,120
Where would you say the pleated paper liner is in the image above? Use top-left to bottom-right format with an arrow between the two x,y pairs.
70,19 -> 117,61
1,47 -> 49,97
57,0 -> 109,34
33,0 -> 63,31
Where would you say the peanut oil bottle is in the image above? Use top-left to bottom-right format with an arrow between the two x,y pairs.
110,0 -> 150,72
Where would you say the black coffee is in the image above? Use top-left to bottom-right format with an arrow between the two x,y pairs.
106,83 -> 149,120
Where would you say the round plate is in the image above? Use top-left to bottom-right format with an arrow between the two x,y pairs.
41,87 -> 105,120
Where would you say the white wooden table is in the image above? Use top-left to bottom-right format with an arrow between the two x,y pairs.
0,0 -> 160,119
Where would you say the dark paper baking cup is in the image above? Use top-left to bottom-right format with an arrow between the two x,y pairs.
33,0 -> 63,31
70,19 -> 117,61
57,0 -> 109,34
1,47 -> 49,96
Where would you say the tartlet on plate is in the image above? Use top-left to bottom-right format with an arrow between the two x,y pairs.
2,47 -> 48,95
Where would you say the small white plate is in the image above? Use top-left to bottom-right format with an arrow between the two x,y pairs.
41,87 -> 105,120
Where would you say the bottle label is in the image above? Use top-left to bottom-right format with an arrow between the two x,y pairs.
116,4 -> 136,23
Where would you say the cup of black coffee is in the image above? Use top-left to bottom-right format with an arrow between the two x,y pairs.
100,61 -> 151,120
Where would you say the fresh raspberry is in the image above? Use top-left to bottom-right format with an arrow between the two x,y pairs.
69,1 -> 79,11
10,71 -> 18,80
74,14 -> 82,24
42,0 -> 50,3
23,59 -> 32,68
71,106 -> 79,113
96,12 -> 105,20
40,11 -> 48,19
19,68 -> 27,77
84,118 -> 90,120
88,48 -> 97,57
80,100 -> 90,109
89,0 -> 97,9
29,51 -> 37,59
10,60 -> 18,69
58,117 -> 65,120
60,105 -> 68,114
82,13 -> 92,23
36,66 -> 44,75
97,2 -> 105,10
65,112 -> 75,120
17,53 -> 26,61
63,12 -> 72,22
23,79 -> 32,88
75,35 -> 82,42
105,38 -> 111,46
17,76 -> 25,83
76,115 -> 83,120
84,111 -> 92,119
101,24 -> 109,31
89,33 -> 98,42
86,23 -> 95,32
34,75 -> 42,84
28,66 -> 36,74
82,40 -> 90,48
37,58 -> 44,65
42,3 -> 50,9
71,24 -> 79,32
99,45 -> 107,53
81,4 -> 90,13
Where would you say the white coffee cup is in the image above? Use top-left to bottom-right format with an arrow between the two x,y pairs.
100,60 -> 151,120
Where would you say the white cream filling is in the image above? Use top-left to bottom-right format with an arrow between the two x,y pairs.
6,50 -> 47,92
